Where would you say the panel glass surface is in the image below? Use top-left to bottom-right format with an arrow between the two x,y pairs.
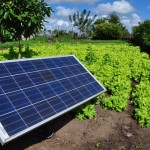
0,55 -> 106,145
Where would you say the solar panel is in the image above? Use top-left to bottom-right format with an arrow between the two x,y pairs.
0,55 -> 106,145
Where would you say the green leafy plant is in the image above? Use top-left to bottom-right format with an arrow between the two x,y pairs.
95,143 -> 101,148
75,102 -> 96,120
0,36 -> 150,127
132,81 -> 150,127
85,44 -> 97,65
8,46 -> 17,59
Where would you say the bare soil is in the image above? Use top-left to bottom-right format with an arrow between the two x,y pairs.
0,48 -> 7,50
1,104 -> 150,150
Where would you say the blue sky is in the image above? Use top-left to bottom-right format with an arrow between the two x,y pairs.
44,0 -> 150,33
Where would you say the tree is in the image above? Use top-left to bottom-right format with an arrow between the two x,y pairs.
69,9 -> 97,38
133,20 -> 150,53
94,17 -> 107,25
108,13 -> 121,25
133,20 -> 150,45
93,23 -> 123,40
93,13 -> 130,40
0,0 -> 53,58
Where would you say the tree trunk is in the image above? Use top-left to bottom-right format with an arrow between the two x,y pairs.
72,26 -> 74,38
18,35 -> 22,59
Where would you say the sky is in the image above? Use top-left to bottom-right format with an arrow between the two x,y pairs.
44,0 -> 150,33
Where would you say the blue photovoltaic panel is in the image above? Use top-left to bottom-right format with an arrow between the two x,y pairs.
0,55 -> 106,145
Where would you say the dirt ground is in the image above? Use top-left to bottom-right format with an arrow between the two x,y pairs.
0,104 -> 150,150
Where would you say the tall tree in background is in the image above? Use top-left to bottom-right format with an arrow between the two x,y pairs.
94,13 -> 121,25
0,0 -> 53,58
93,13 -> 130,40
108,13 -> 121,25
69,9 -> 97,37
133,20 -> 150,53
94,17 -> 107,25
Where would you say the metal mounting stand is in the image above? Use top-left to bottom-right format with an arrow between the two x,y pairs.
42,121 -> 54,139
34,121 -> 55,139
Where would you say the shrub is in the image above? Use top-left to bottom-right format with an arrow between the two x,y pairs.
93,23 -> 123,40
132,20 -> 150,53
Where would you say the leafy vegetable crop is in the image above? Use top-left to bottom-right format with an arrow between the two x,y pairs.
0,38 -> 150,127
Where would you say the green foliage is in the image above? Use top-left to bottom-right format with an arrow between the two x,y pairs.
85,44 -> 97,65
133,20 -> 150,53
8,46 -> 17,59
0,37 -> 150,127
102,96 -> 128,112
93,23 -> 123,40
75,102 -> 96,120
95,143 -> 101,148
0,0 -> 52,39
108,13 -> 121,25
94,18 -> 107,25
133,20 -> 150,45
93,13 -> 130,40
132,81 -> 150,127
0,0 -> 53,58
0,35 -> 50,50
69,9 -> 97,37
0,29 -> 15,42
22,45 -> 39,58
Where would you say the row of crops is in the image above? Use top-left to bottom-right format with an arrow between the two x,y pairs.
0,41 -> 150,127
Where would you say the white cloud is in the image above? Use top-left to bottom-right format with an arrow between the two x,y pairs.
94,0 -> 134,15
56,20 -> 69,26
45,18 -> 71,31
56,6 -> 75,17
121,13 -> 141,32
45,0 -> 99,4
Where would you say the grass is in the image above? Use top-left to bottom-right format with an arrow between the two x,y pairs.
0,34 -> 130,50
55,34 -> 129,44
0,35 -> 50,49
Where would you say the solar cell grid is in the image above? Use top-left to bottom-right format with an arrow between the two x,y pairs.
19,61 -> 37,72
6,91 -> 31,109
4,62 -> 24,75
31,59 -> 47,70
13,74 -> 34,89
0,95 -> 15,115
37,84 -> 57,99
59,57 -> 72,65
0,88 -> 3,95
68,76 -> 83,87
28,72 -> 46,85
0,55 -> 106,145
49,81 -> 66,95
34,101 -> 55,120
39,70 -> 56,82
0,64 -> 10,77
50,68 -> 66,79
47,96 -> 67,113
59,79 -> 75,91
59,66 -> 74,77
69,89 -> 85,102
23,87 -> 44,104
42,58 -> 57,68
1,112 -> 27,136
51,58 -> 65,67
78,86 -> 93,98
18,106 -> 43,127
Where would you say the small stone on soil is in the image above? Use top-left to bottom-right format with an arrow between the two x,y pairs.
126,133 -> 133,137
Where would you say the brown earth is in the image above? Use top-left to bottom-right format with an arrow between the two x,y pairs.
0,104 -> 150,150
0,48 -> 7,50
